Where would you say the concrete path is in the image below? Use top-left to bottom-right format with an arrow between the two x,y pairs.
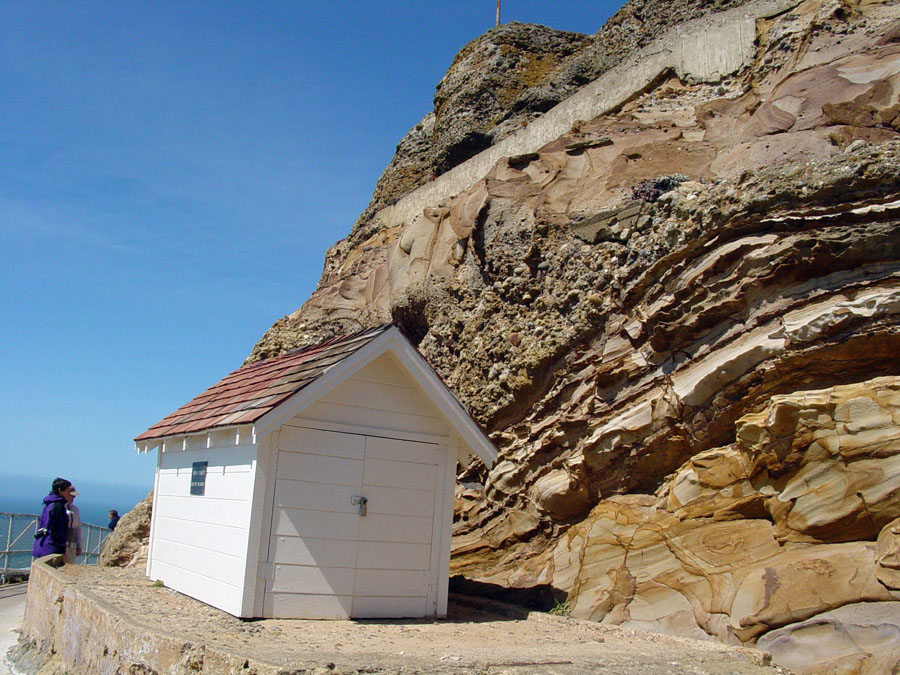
0,584 -> 27,675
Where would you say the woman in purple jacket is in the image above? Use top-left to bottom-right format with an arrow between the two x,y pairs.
32,477 -> 72,559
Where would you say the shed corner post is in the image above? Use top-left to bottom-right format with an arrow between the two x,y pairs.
242,429 -> 278,618
437,434 -> 461,618
146,444 -> 163,580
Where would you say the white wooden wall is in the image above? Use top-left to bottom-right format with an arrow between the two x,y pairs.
259,355 -> 454,619
148,429 -> 259,617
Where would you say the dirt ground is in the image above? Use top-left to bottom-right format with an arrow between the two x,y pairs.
43,566 -> 792,675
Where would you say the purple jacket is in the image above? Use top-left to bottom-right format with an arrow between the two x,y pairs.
32,493 -> 68,557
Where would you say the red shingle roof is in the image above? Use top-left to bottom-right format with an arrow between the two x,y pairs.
135,324 -> 392,442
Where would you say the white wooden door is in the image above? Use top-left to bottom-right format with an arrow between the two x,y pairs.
263,426 -> 441,618
352,434 -> 440,618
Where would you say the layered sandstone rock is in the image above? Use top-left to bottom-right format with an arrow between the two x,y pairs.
537,380 -> 900,632
452,378 -> 900,669
246,0 -> 900,671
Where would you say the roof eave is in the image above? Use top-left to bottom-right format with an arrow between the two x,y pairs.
134,424 -> 257,454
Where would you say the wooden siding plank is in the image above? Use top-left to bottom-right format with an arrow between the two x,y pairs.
277,426 -> 365,460
287,418 -> 448,446
158,463 -> 252,475
152,515 -> 247,559
155,495 -> 252,529
270,507 -> 359,541
159,444 -> 256,472
355,541 -> 431,571
357,513 -> 433,545
269,535 -> 357,568
300,400 -> 446,437
363,457 -> 436,491
351,595 -> 428,619
354,569 -> 428,597
156,467 -> 254,500
273,479 -> 361,514
263,592 -> 352,619
275,451 -> 363,487
269,564 -> 355,595
152,560 -> 244,617
321,377 -> 440,419
362,484 -> 435,518
152,538 -> 245,585
364,436 -> 438,465
347,355 -> 416,388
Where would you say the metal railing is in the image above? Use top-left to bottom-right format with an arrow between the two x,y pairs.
1,512 -> 110,583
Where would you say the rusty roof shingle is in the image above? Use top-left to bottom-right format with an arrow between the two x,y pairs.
134,324 -> 392,442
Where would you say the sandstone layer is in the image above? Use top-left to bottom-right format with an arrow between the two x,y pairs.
247,0 -> 900,672
523,379 -> 900,671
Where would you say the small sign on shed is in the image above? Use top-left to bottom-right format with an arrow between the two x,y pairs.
134,324 -> 497,619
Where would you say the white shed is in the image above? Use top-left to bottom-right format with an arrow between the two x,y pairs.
134,324 -> 496,619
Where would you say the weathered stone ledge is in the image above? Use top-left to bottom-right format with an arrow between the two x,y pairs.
16,557 -> 287,675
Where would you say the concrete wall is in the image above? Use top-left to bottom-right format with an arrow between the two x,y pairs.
373,0 -> 799,232
16,556 -> 287,674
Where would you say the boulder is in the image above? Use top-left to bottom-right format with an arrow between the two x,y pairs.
757,602 -> 900,674
876,516 -> 900,592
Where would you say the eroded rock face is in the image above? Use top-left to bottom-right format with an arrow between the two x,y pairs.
536,380 -> 900,634
99,491 -> 152,568
454,378 -> 900,669
356,0 -> 761,231
247,0 -> 900,671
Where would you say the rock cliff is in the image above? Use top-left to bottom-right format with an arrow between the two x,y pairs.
248,0 -> 900,671
99,491 -> 152,568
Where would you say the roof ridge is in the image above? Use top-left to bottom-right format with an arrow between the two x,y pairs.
278,322 -> 393,359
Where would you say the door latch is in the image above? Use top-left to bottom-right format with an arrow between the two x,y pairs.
351,495 -> 368,516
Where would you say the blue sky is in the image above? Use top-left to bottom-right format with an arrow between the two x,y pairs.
1,1 -> 621,494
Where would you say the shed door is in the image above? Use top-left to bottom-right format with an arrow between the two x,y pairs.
264,426 -> 442,619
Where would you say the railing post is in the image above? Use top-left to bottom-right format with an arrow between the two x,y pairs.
4,513 -> 11,573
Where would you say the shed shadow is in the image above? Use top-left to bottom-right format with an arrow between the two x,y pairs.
351,576 -> 568,625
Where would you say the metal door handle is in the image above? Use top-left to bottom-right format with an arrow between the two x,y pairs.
352,495 -> 368,516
